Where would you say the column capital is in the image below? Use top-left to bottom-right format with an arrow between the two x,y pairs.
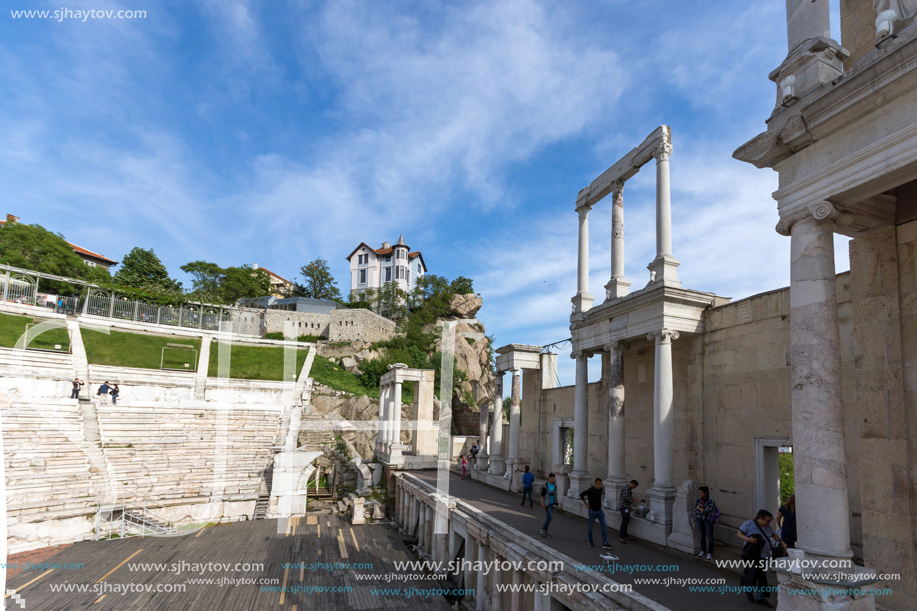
604,341 -> 629,352
576,203 -> 592,220
570,350 -> 592,360
776,200 -> 848,236
512,367 -> 522,375
647,328 -> 680,344
610,180 -> 625,197
652,141 -> 673,162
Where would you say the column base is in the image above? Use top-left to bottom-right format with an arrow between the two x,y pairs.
604,277 -> 631,301
388,443 -> 404,465
489,457 -> 505,476
571,292 -> 594,314
475,452 -> 489,472
567,470 -> 592,500
645,486 -> 676,528
603,477 -> 626,511
647,255 -> 681,287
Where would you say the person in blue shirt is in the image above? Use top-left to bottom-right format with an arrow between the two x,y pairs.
540,473 -> 558,538
520,465 -> 535,508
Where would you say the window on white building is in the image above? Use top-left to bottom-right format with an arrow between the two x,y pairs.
385,267 -> 392,282
384,255 -> 392,263
359,269 -> 366,284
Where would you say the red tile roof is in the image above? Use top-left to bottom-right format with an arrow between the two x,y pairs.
68,242 -> 119,265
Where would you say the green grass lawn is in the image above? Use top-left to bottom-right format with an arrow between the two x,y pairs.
208,342 -> 310,381
82,329 -> 201,370
309,355 -> 414,403
0,313 -> 70,352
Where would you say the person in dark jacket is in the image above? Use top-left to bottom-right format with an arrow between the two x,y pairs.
70,378 -> 83,399
110,384 -> 120,405
520,465 -> 535,508
97,381 -> 110,404
777,494 -> 797,549
580,478 -> 613,549
738,509 -> 786,607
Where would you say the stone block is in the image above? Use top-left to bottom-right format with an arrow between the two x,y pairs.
857,391 -> 890,439
666,479 -> 700,554
352,497 -> 365,525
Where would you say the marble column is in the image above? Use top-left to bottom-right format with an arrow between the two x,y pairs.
789,211 -> 852,560
604,342 -> 626,507
389,378 -> 404,462
490,373 -> 505,475
605,183 -> 631,300
378,384 -> 390,455
572,202 -> 594,313
568,351 -> 591,497
477,379 -> 490,470
510,570 -> 523,611
786,0 -> 830,52
506,367 -> 522,478
646,328 -> 678,525
647,142 -> 680,286
475,542 -> 488,611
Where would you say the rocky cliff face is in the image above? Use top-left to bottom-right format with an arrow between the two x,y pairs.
303,293 -> 494,449
432,294 -> 494,435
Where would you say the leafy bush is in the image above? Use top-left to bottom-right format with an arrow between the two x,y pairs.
264,332 -> 285,340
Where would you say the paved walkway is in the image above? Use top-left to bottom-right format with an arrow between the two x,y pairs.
5,515 -> 450,611
418,471 -> 766,611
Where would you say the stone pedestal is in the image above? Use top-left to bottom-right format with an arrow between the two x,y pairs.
645,487 -> 676,532
509,459 -> 530,493
352,497 -> 365,525
666,480 -> 700,554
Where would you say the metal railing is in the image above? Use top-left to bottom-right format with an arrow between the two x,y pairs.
94,500 -> 176,540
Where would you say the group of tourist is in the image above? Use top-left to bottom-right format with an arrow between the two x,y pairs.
529,469 -> 640,549
70,378 -> 120,404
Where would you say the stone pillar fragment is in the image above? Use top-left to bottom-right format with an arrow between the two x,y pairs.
389,378 -> 404,462
605,184 -> 631,299
605,342 -> 626,506
475,542 -> 488,611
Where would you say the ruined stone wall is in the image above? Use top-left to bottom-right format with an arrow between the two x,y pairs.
328,308 -> 396,343
263,309 -> 331,337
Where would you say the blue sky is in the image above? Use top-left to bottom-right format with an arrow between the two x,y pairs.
1,1 -> 849,384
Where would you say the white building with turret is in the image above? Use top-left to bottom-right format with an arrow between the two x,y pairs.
346,234 -> 427,297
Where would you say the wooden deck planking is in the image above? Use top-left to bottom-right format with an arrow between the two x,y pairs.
7,516 -> 450,611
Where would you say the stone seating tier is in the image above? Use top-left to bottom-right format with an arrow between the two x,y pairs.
0,347 -> 74,380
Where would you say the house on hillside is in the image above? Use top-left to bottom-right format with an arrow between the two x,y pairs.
251,263 -> 293,297
346,234 -> 426,297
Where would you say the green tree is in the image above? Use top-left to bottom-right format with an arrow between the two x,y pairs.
220,265 -> 272,303
296,258 -> 342,301
180,261 -> 223,303
114,247 -> 181,292
0,222 -> 89,279
450,276 -> 474,295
